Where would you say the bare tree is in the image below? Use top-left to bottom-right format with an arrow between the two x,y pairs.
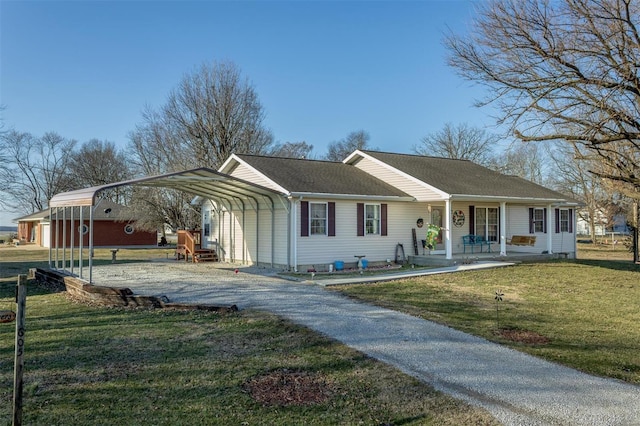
127,187 -> 200,233
491,142 -> 548,185
446,0 -> 640,190
269,141 -> 315,159
325,130 -> 376,161
0,130 -> 76,214
69,139 -> 132,203
161,61 -> 273,169
548,142 -> 612,240
413,122 -> 498,166
127,62 -> 273,232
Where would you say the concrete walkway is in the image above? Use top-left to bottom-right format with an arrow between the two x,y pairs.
92,262 -> 640,425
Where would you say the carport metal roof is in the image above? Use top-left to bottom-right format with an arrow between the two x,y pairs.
48,168 -> 290,283
49,167 -> 288,209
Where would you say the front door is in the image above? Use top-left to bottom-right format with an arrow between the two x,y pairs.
430,207 -> 445,254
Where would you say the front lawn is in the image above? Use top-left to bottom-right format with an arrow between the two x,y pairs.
0,250 -> 497,425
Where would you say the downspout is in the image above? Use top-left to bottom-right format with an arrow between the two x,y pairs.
287,198 -> 292,271
500,201 -> 507,256
546,204 -> 553,254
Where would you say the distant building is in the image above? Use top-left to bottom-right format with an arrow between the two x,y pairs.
576,209 -> 630,237
15,200 -> 157,248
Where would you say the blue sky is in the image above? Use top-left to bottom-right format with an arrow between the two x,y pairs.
0,0 -> 502,225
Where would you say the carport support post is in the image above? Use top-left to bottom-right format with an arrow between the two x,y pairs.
13,274 -> 27,426
634,201 -> 639,264
89,206 -> 94,283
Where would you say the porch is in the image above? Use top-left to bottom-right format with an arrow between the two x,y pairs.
176,229 -> 218,263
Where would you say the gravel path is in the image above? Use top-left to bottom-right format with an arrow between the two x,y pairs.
92,261 -> 640,426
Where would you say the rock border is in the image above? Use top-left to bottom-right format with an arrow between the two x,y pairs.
31,268 -> 238,312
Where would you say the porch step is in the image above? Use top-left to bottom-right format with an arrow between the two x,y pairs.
194,249 -> 218,262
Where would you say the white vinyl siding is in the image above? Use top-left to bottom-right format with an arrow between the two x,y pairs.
353,156 -> 444,201
229,162 -> 283,192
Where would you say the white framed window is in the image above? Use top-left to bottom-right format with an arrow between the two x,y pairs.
365,204 -> 380,235
474,207 -> 498,242
533,208 -> 545,233
559,209 -> 570,233
124,224 -> 135,235
310,202 -> 327,235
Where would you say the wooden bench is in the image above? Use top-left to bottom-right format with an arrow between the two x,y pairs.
462,234 -> 492,253
507,235 -> 536,246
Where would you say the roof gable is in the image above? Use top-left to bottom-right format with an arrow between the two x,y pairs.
355,150 -> 574,202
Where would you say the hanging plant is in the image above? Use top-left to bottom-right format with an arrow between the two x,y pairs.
425,224 -> 440,250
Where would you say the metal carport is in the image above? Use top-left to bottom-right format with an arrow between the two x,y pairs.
48,168 -> 289,283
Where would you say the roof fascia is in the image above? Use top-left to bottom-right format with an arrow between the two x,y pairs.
289,192 -> 416,202
346,150 -> 450,198
218,154 -> 241,173
451,194 -> 582,206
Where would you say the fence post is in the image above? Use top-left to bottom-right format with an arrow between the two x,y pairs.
13,274 -> 27,426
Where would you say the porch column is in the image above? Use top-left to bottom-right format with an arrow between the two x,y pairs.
500,201 -> 507,256
291,198 -> 299,272
546,204 -> 554,254
445,198 -> 452,259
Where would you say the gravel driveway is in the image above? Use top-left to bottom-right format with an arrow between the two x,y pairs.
92,261 -> 640,426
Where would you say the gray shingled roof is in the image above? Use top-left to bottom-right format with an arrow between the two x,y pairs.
361,151 -> 573,201
236,155 -> 410,197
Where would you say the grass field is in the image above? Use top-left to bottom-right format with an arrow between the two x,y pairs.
0,247 -> 497,425
334,245 -> 640,384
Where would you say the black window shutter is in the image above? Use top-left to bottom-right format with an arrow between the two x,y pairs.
301,201 -> 309,237
569,209 -> 574,233
328,202 -> 336,237
543,208 -> 548,233
555,208 -> 560,233
381,204 -> 388,236
529,208 -> 535,234
357,203 -> 364,236
469,205 -> 475,234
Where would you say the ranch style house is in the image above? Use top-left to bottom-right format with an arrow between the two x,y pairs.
49,150 -> 579,278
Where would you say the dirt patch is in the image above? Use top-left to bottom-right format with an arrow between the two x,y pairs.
496,328 -> 550,345
243,369 -> 334,406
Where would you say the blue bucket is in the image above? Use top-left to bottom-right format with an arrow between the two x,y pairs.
334,260 -> 344,271
360,259 -> 369,269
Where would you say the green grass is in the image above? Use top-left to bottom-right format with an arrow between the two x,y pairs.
0,250 -> 497,425
333,258 -> 640,384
